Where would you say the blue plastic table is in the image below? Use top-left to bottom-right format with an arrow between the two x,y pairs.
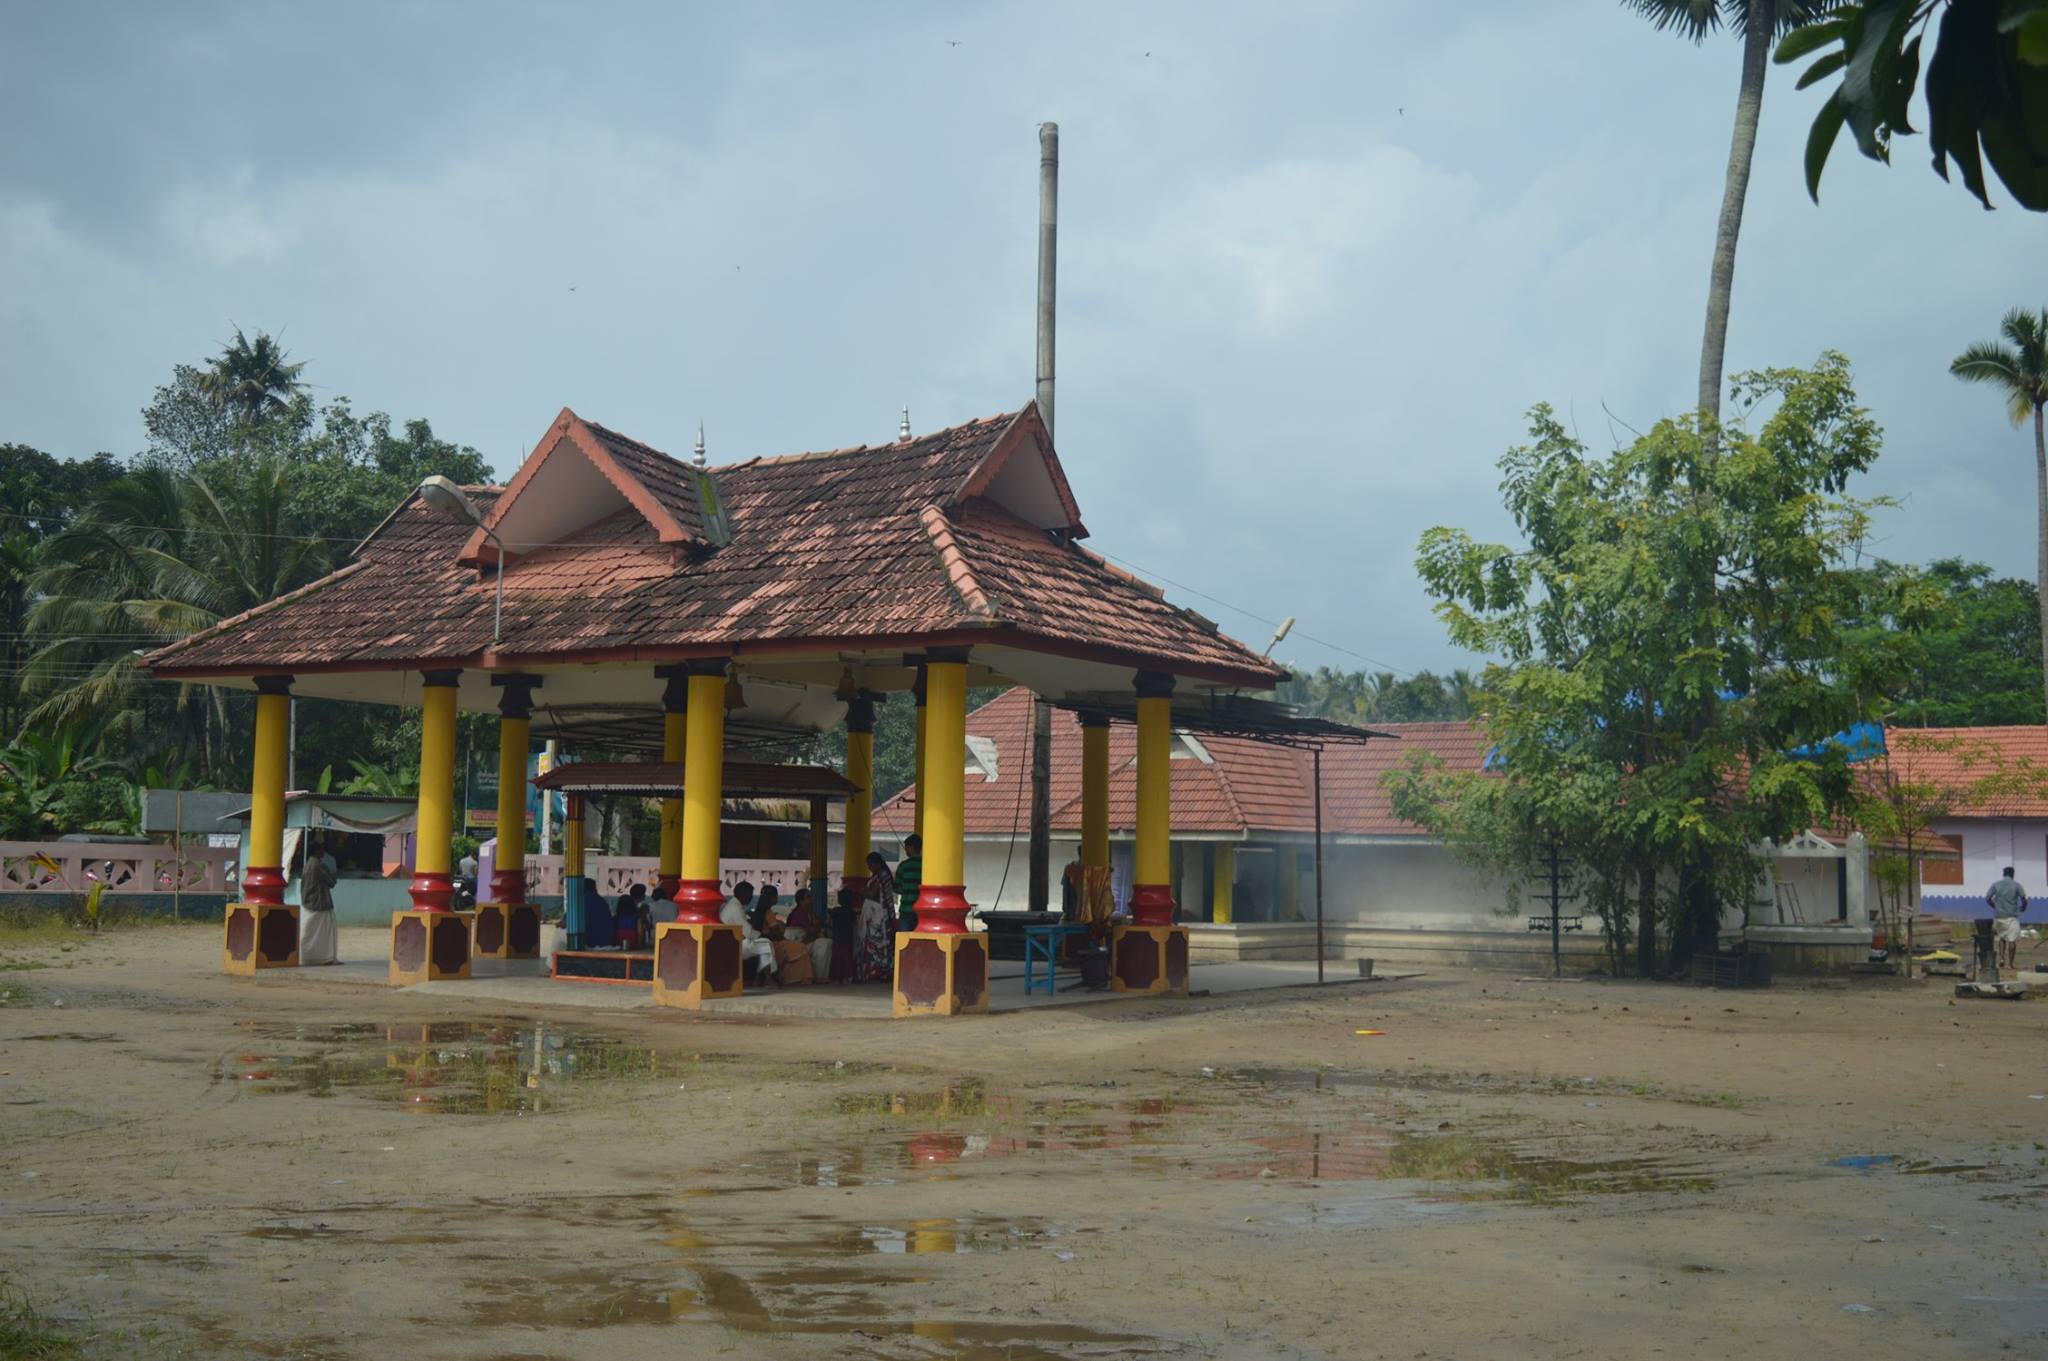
1023,923 -> 1091,995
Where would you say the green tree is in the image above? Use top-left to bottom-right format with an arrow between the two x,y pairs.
199,328 -> 307,431
1781,1 -> 2048,210
0,445 -> 125,736
1843,558 -> 2042,724
1950,307 -> 2048,717
1626,0 -> 1838,419
1403,354 -> 1921,976
22,460 -> 328,778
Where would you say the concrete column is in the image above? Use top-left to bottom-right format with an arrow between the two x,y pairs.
675,661 -> 727,924
408,670 -> 461,911
913,654 -> 970,932
488,675 -> 539,904
841,693 -> 877,889
1212,843 -> 1235,924
1129,670 -> 1177,926
657,669 -> 687,897
243,676 -> 293,906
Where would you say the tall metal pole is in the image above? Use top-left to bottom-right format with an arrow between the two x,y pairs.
1027,121 -> 1059,914
1549,843 -> 1562,979
1314,745 -> 1325,984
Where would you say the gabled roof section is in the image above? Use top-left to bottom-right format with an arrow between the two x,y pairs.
950,403 -> 1086,537
459,408 -> 705,566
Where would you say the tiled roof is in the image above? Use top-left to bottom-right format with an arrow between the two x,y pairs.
873,689 -> 1464,839
145,404 -> 1281,687
1876,726 -> 2048,818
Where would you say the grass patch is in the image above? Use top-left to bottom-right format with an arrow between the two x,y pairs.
0,1278 -> 82,1359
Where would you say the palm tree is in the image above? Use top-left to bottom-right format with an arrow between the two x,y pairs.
1626,1 -> 1835,422
1952,307 -> 2048,721
199,328 -> 307,430
22,459 -> 327,777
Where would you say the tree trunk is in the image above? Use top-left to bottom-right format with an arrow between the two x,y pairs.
2036,403 -> 2047,724
1698,4 -> 1774,422
1637,862 -> 1658,978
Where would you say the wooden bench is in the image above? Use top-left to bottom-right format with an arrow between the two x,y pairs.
551,950 -> 655,985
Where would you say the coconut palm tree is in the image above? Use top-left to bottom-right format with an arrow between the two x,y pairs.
22,459 -> 327,776
199,328 -> 307,430
1952,307 -> 2048,721
1625,1 -> 1837,422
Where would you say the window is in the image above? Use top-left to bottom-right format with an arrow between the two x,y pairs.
1922,833 -> 1963,887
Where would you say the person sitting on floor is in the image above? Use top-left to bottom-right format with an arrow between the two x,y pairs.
578,879 -> 612,950
785,887 -> 834,981
719,880 -> 779,985
614,883 -> 647,948
829,886 -> 859,983
646,886 -> 678,929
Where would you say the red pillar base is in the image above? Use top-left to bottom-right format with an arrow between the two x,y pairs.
408,871 -> 455,912
911,883 -> 971,934
473,901 -> 542,959
656,873 -> 682,901
240,865 -> 287,907
487,867 -> 526,904
892,931 -> 989,1017
390,909 -> 473,985
1111,924 -> 1189,996
673,877 -> 726,926
1127,882 -> 1177,928
652,920 -> 745,1008
223,903 -> 298,974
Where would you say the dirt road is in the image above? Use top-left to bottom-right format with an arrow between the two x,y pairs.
2,922 -> 2044,1359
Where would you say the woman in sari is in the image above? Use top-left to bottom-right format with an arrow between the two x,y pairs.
854,851 -> 895,982
784,887 -> 834,980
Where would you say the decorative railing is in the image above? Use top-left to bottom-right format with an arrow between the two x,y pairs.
1,841 -> 239,896
514,856 -> 843,900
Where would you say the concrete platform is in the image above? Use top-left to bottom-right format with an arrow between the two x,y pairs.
295,927 -> 1398,1017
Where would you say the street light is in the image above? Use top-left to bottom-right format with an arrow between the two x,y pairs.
418,475 -> 505,646
1263,615 -> 1295,657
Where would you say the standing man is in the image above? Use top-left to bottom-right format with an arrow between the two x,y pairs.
894,834 -> 923,933
1986,866 -> 2028,974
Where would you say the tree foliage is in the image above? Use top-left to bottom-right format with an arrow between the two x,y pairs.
1844,558 -> 2044,723
1278,667 -> 1483,725
1781,0 -> 2048,210
1394,354 -> 1924,975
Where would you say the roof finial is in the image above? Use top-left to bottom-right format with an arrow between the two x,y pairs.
899,405 -> 911,441
693,420 -> 706,468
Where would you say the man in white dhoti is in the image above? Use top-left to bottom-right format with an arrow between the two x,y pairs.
718,880 -> 777,983
298,836 -> 340,965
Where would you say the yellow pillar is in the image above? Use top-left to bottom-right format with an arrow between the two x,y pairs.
1212,843 -> 1235,924
1080,714 -> 1110,872
1279,847 -> 1300,921
409,670 -> 461,910
244,677 -> 292,904
841,693 -> 876,889
808,797 -> 829,897
489,675 -> 537,902
912,662 -> 928,840
1129,671 -> 1177,926
675,663 -> 727,922
563,794 -> 585,879
658,671 -> 687,895
914,656 -> 969,930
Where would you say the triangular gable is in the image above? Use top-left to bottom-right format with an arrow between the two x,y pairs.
459,408 -> 701,566
950,402 -> 1088,538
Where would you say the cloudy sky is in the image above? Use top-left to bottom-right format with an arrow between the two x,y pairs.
3,2 -> 2040,679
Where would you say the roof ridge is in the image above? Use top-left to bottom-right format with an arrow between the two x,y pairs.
723,409 -> 1025,472
919,503 -> 997,619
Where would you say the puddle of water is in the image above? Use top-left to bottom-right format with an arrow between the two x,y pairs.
1382,1132 -> 1715,1202
1832,1155 -> 1899,1171
216,1021 -> 724,1116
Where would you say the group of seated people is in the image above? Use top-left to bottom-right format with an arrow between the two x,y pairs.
572,842 -> 921,988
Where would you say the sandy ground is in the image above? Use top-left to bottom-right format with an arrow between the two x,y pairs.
1,922 -> 2045,1361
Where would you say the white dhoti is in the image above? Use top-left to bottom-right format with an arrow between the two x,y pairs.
741,936 -> 775,971
300,907 -> 338,965
809,935 -> 833,976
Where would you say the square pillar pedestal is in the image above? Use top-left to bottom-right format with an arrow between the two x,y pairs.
652,921 -> 745,1008
223,903 -> 299,974
892,931 -> 989,1018
389,910 -> 474,985
1112,924 -> 1189,995
473,901 -> 542,960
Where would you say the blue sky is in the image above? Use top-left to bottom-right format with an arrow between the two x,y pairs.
2,2 -> 2041,678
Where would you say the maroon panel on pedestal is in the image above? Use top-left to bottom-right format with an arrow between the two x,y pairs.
474,905 -> 505,955
225,907 -> 255,962
393,916 -> 427,972
508,904 -> 541,955
1117,933 -> 1161,991
954,938 -> 987,1007
658,931 -> 699,988
257,909 -> 297,963
704,931 -> 742,993
430,915 -> 469,974
898,938 -> 945,1006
